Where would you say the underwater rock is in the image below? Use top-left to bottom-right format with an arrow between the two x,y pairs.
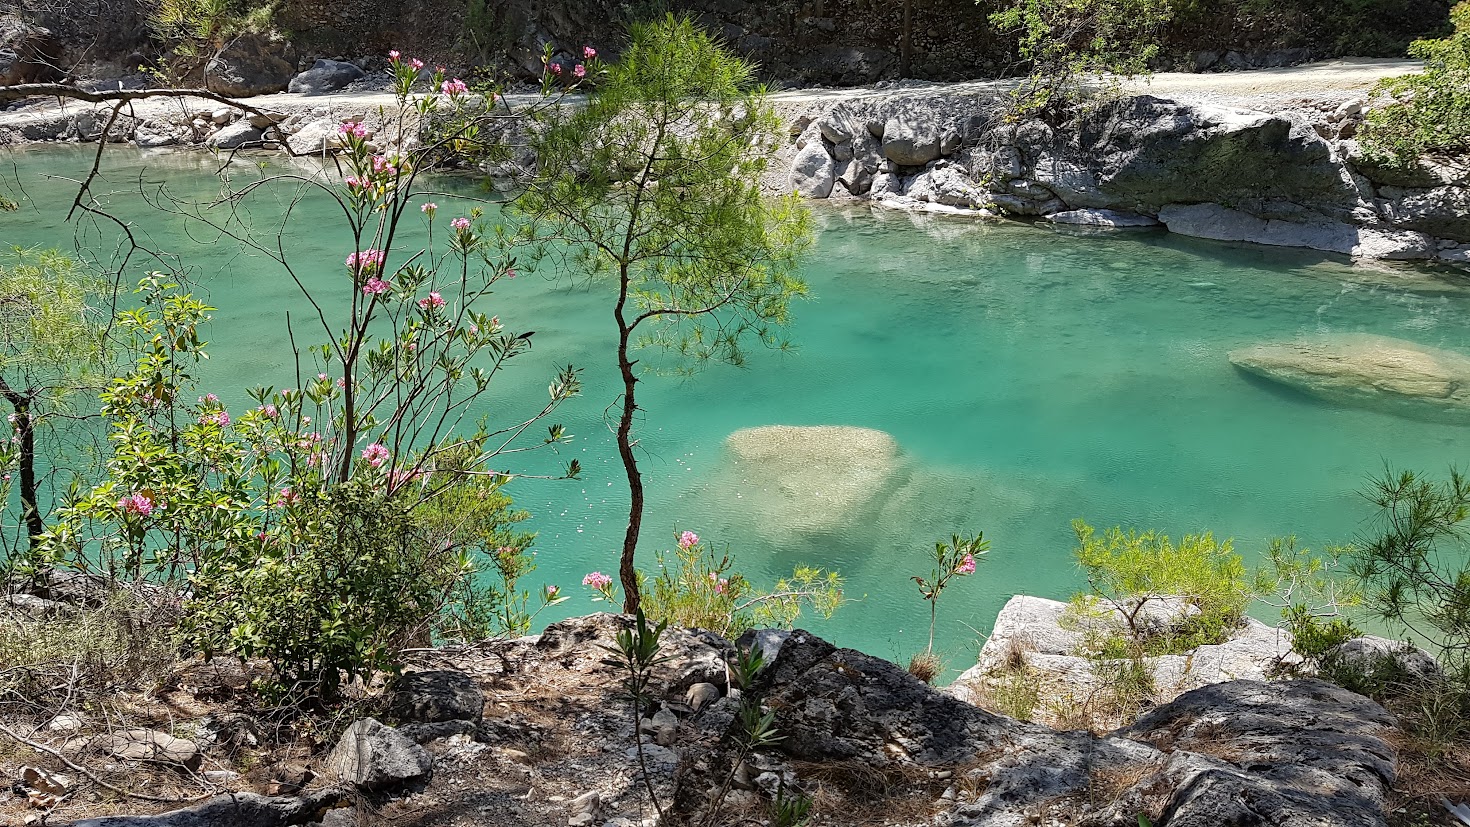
722,425 -> 902,538
1229,334 -> 1470,417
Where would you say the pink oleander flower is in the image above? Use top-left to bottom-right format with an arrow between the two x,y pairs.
582,571 -> 613,590
346,249 -> 386,271
336,377 -> 347,389
260,403 -> 279,418
409,58 -> 424,71
436,65 -> 446,74
440,78 -> 468,96
677,530 -> 699,550
573,63 -> 586,79
338,120 -> 368,139
545,585 -> 560,599
371,155 -> 398,176
497,545 -> 518,558
277,487 -> 300,506
583,45 -> 596,60
417,291 -> 446,311
388,468 -> 422,488
421,202 -> 438,215
504,268 -> 515,279
956,554 -> 977,576
362,277 -> 391,296
716,578 -> 728,594
388,50 -> 401,61
199,410 -> 230,427
548,63 -> 563,76
117,492 -> 154,517
200,393 -> 219,403
361,442 -> 390,468
451,217 -> 471,231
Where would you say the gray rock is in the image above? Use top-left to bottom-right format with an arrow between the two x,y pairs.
286,119 -> 341,155
0,14 -> 61,85
882,114 -> 942,167
389,670 -> 485,724
190,32 -> 297,97
66,792 -> 340,827
96,729 -> 201,771
1047,209 -> 1160,228
206,121 -> 263,150
1327,635 -> 1444,684
684,682 -> 721,712
905,164 -> 987,209
134,129 -> 178,149
836,159 -> 872,195
288,59 -> 366,96
640,707 -> 679,747
326,718 -> 433,791
789,140 -> 836,198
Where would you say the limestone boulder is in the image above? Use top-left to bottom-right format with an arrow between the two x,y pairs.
1326,635 -> 1444,685
188,32 -> 297,98
205,121 -> 262,150
1159,203 -> 1433,259
904,163 -> 987,209
287,59 -> 365,95
1229,334 -> 1470,418
326,718 -> 432,791
788,140 -> 835,198
882,113 -> 943,167
1047,209 -> 1160,228
96,729 -> 201,771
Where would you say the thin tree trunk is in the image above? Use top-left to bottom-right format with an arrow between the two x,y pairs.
0,380 -> 42,550
616,325 -> 643,614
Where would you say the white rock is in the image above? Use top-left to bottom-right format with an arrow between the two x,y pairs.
1047,209 -> 1160,228
788,141 -> 836,198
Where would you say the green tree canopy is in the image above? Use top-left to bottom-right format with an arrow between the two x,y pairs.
516,15 -> 813,611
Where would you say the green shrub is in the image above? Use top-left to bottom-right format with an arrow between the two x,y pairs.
592,530 -> 843,639
1070,519 -> 1264,656
1359,2 -> 1470,168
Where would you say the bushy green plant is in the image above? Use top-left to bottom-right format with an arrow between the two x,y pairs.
989,0 -> 1175,115
1070,519 -> 1264,656
1350,467 -> 1470,683
0,248 -> 111,560
590,530 -> 844,639
1359,2 -> 1470,168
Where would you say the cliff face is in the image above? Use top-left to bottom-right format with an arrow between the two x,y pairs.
9,0 -> 1454,86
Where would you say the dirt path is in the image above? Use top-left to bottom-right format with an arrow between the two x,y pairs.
766,57 -> 1421,107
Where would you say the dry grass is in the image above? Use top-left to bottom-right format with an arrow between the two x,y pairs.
906,652 -> 942,685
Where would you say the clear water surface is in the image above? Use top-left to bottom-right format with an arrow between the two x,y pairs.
3,145 -> 1469,666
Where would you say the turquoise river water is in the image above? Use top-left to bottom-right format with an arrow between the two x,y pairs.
3,146 -> 1469,665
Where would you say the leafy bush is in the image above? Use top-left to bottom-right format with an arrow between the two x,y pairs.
1359,2 -> 1470,168
989,0 -> 1176,114
588,530 -> 843,639
1070,519 -> 1263,656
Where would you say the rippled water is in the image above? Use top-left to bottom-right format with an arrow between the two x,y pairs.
4,146 -> 1470,665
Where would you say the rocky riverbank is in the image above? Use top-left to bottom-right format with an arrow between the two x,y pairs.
6,58 -> 1464,266
773,75 -> 1470,266
0,610 -> 1410,827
